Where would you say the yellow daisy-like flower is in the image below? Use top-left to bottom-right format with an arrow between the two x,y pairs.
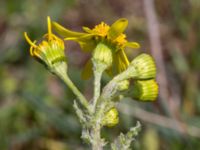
91,22 -> 110,37
52,18 -> 140,79
24,17 -> 66,69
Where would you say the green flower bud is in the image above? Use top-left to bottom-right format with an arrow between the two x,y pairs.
102,107 -> 119,127
117,80 -> 130,91
131,53 -> 156,79
132,79 -> 159,101
92,42 -> 113,68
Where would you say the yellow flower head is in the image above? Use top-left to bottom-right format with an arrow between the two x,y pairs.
113,34 -> 127,48
24,17 -> 66,68
52,18 -> 140,79
92,22 -> 110,37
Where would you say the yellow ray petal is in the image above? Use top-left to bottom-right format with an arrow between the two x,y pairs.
65,34 -> 93,42
82,26 -> 93,33
118,50 -> 130,67
125,42 -> 140,49
108,18 -> 128,40
114,50 -> 130,73
24,32 -> 37,48
52,21 -> 86,37
29,40 -> 37,56
47,16 -> 52,39
65,35 -> 95,52
117,57 -> 126,73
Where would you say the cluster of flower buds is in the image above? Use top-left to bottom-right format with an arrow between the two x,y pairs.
130,53 -> 158,101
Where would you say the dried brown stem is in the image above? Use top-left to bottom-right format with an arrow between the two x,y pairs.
143,0 -> 169,102
119,102 -> 200,138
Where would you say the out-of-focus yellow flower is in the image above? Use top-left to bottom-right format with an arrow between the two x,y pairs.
24,17 -> 66,69
52,18 -> 140,79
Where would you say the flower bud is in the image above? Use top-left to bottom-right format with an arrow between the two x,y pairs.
131,53 -> 156,79
132,79 -> 159,101
92,42 -> 113,68
102,107 -> 119,127
117,80 -> 130,91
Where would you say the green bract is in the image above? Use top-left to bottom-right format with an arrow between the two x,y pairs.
92,42 -> 113,68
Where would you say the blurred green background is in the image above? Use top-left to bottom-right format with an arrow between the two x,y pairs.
0,0 -> 200,149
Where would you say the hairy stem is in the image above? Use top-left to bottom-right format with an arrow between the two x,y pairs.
93,70 -> 103,111
91,124 -> 104,150
92,62 -> 106,112
90,61 -> 107,149
63,76 -> 89,111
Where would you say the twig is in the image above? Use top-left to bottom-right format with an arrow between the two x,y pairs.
143,0 -> 169,107
143,0 -> 187,135
118,102 -> 200,138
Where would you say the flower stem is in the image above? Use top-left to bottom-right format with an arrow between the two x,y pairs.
92,64 -> 105,112
54,63 -> 91,113
63,75 -> 91,112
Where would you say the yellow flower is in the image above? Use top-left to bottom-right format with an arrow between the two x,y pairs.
24,17 -> 66,69
52,18 -> 140,79
91,22 -> 110,37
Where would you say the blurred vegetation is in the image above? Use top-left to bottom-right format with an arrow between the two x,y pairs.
0,0 -> 200,149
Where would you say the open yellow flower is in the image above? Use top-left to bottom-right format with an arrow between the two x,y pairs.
24,17 -> 66,69
52,18 -> 140,79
